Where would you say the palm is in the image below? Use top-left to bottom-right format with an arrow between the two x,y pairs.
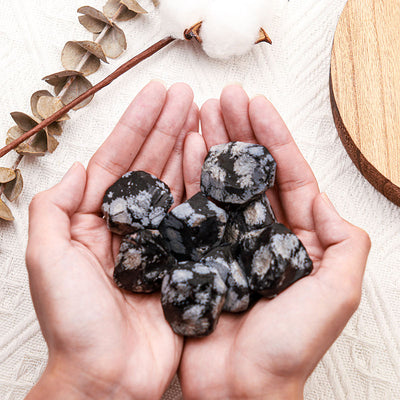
26,81 -> 196,399
179,86 -> 369,399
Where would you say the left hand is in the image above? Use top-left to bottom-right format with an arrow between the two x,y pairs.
25,81 -> 197,400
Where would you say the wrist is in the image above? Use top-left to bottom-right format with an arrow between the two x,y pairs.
231,376 -> 304,400
26,360 -> 131,400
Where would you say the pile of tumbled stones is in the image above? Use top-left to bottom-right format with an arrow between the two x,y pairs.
102,142 -> 313,337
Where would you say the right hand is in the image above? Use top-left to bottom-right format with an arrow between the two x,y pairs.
179,85 -> 371,400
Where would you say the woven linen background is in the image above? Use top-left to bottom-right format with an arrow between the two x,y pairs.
0,0 -> 399,398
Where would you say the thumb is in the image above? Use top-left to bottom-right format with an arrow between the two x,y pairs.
27,162 -> 87,265
312,193 -> 370,307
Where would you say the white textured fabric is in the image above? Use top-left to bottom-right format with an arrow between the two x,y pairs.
0,0 -> 399,399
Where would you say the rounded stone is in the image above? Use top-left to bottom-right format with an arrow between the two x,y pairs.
201,246 -> 250,313
240,223 -> 313,298
161,262 -> 227,337
102,171 -> 174,235
159,192 -> 227,262
201,142 -> 277,204
114,229 -> 176,293
224,193 -> 277,245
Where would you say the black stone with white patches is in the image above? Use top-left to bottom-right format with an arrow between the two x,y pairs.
201,246 -> 250,313
239,223 -> 313,298
114,230 -> 176,293
224,193 -> 277,245
102,171 -> 174,235
201,142 -> 277,204
161,262 -> 227,337
159,192 -> 228,261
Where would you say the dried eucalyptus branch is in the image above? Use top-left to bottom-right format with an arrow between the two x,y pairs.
0,36 -> 174,159
0,0 -> 152,222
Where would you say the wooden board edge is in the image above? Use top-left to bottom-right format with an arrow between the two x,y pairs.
329,72 -> 400,207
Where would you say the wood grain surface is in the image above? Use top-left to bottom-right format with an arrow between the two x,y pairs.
330,0 -> 400,206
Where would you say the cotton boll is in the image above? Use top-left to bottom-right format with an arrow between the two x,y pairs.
200,0 -> 267,59
159,0 -> 209,39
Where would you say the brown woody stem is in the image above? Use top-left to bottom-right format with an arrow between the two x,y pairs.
0,36 -> 175,159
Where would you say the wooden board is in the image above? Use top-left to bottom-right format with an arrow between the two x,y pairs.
330,0 -> 400,206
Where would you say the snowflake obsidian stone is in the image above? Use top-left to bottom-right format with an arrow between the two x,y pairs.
104,141 -> 314,338
114,230 -> 176,293
159,192 -> 227,261
201,142 -> 277,204
239,223 -> 313,298
161,262 -> 227,337
102,171 -> 174,235
224,193 -> 277,245
201,246 -> 250,313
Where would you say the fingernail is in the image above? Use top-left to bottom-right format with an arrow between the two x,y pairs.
63,162 -> 79,179
224,82 -> 243,88
250,94 -> 268,101
150,78 -> 166,88
321,193 -> 339,215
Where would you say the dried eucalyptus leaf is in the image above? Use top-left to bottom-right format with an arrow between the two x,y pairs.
4,169 -> 23,202
7,126 -> 25,143
54,74 -> 94,110
79,15 -> 106,33
10,112 -> 39,132
152,0 -> 159,6
94,24 -> 126,59
103,0 -> 136,21
31,90 -> 53,119
77,6 -> 111,24
0,167 -> 16,183
76,41 -> 108,63
43,70 -> 82,86
46,133 -> 59,153
16,130 -> 48,156
121,0 -> 147,13
0,199 -> 14,221
61,41 -> 101,76
37,96 -> 68,120
46,122 -> 63,136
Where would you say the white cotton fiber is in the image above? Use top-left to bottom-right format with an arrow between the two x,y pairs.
158,0 -> 286,59
159,0 -> 209,39
201,0 -> 264,59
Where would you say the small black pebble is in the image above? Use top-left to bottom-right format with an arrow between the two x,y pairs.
224,193 -> 277,245
201,142 -> 277,204
102,171 -> 174,235
159,192 -> 227,262
161,262 -> 227,337
114,230 -> 176,293
239,223 -> 313,298
201,245 -> 250,313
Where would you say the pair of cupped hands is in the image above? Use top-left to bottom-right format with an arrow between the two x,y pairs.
26,81 -> 370,400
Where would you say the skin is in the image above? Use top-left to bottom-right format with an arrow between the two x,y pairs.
25,82 -> 370,400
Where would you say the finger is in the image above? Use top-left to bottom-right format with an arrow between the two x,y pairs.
183,132 -> 208,199
131,83 -> 194,176
313,193 -> 370,288
249,95 -> 320,233
79,80 -> 167,213
162,103 -> 199,205
220,85 -> 256,143
200,99 -> 229,150
27,162 -> 87,266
